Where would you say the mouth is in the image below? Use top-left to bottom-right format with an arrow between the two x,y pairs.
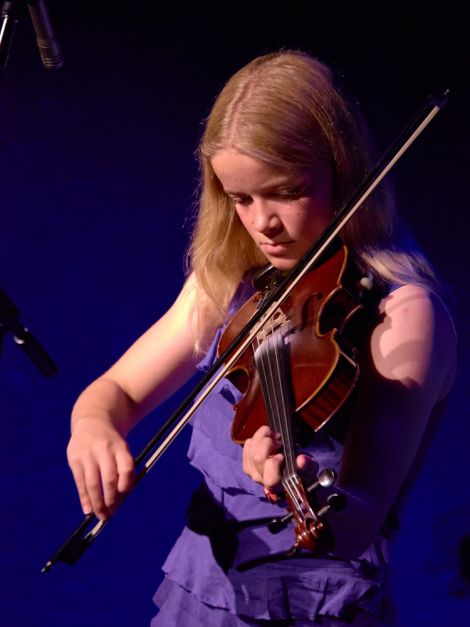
260,241 -> 294,255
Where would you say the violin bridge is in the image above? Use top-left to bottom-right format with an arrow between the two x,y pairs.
255,309 -> 289,343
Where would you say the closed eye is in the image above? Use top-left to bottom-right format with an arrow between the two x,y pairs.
272,187 -> 304,200
227,183 -> 308,206
229,195 -> 252,206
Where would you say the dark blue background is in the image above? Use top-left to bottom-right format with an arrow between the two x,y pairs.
0,2 -> 469,625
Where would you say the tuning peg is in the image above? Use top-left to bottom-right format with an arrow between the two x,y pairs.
267,469 -> 341,535
317,493 -> 347,517
306,468 -> 337,495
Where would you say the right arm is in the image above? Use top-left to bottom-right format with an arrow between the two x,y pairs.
66,274 -> 218,520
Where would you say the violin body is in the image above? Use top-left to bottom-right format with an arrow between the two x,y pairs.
218,244 -> 366,445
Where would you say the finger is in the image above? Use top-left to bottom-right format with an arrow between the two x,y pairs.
116,449 -> 135,494
243,427 -> 283,482
83,457 -> 109,521
250,426 -> 282,451
251,434 -> 281,480
69,460 -> 92,515
250,425 -> 275,443
243,438 -> 263,482
99,456 -> 119,510
296,454 -> 319,482
242,438 -> 251,474
262,453 -> 284,489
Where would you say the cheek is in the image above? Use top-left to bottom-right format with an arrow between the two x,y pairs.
299,200 -> 333,233
234,208 -> 253,233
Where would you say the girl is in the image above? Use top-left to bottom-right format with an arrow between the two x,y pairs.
67,51 -> 456,625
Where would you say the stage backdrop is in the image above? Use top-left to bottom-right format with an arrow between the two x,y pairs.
0,2 -> 469,625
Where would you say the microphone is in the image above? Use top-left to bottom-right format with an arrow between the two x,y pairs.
0,0 -> 21,69
27,0 -> 63,69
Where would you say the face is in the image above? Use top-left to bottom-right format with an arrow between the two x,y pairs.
211,149 -> 334,271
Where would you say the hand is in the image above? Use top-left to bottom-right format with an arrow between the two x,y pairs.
66,417 -> 135,521
242,425 -> 317,492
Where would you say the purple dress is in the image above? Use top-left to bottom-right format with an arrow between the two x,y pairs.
152,284 -> 390,626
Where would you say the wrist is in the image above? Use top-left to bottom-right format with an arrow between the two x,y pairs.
71,413 -> 114,433
71,376 -> 138,437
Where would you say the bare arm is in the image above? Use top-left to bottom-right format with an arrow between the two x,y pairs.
243,285 -> 457,557
67,274 -> 218,520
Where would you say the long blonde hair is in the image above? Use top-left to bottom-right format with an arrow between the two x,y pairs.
189,51 -> 437,328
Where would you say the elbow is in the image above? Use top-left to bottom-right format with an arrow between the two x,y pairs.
322,487 -> 385,559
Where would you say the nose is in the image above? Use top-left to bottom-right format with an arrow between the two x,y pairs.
251,198 -> 283,237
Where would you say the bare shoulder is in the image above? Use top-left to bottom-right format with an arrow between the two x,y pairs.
370,284 -> 457,401
136,272 -> 218,352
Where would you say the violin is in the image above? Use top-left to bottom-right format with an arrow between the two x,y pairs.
41,91 -> 447,572
218,242 -> 375,553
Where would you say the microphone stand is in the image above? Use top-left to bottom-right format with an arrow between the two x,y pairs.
0,1 -> 61,370
0,0 -> 63,70
0,0 -> 21,68
0,288 -> 58,377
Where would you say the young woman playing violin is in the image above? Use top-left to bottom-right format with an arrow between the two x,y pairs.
66,51 -> 457,625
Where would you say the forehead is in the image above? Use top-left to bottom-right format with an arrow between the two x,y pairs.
211,150 -> 309,191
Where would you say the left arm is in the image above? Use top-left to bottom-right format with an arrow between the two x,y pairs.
329,284 -> 457,556
243,285 -> 457,557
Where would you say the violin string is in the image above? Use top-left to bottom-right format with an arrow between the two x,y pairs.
256,332 -> 285,455
254,325 -> 280,440
255,321 -> 303,512
270,328 -> 313,519
256,341 -> 278,440
271,331 -> 296,477
259,336 -> 300,511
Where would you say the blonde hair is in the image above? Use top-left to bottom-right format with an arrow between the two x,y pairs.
189,51 -> 438,329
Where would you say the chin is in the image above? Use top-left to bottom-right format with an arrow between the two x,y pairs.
268,257 -> 298,272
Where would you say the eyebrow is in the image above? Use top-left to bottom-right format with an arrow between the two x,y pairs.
223,175 -> 307,196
